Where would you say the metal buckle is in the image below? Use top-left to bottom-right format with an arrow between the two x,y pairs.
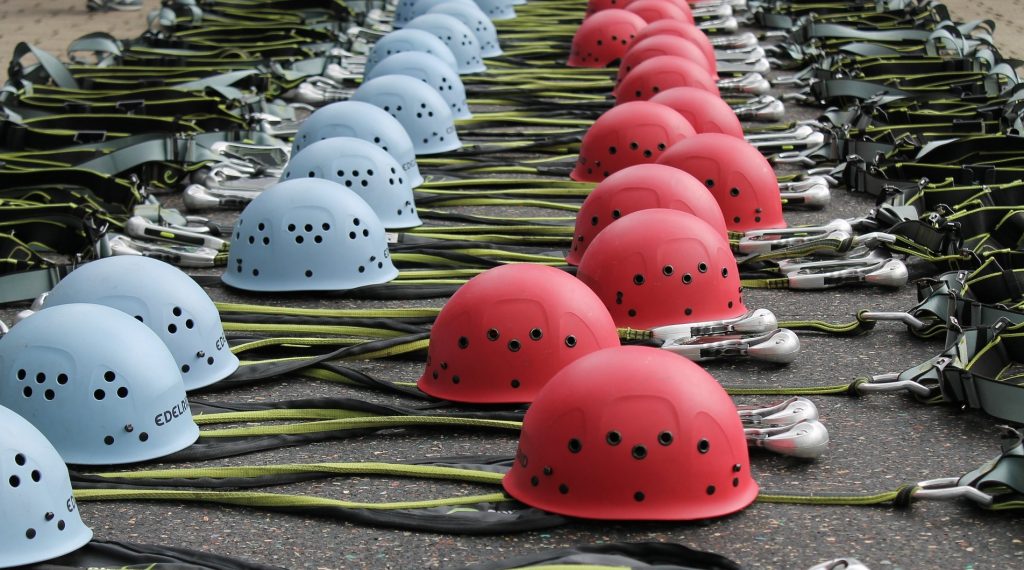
717,57 -> 771,74
738,396 -> 819,427
692,3 -> 732,19
713,45 -> 765,61
806,558 -> 872,570
107,233 -> 220,268
859,311 -> 931,331
73,130 -> 107,144
732,95 -> 785,122
781,179 -> 831,208
913,477 -> 994,507
182,183 -> 256,211
746,420 -> 830,459
787,259 -> 908,290
209,141 -> 290,171
697,15 -> 738,33
856,371 -> 935,397
717,72 -> 770,94
124,216 -> 229,252
650,308 -> 778,341
708,32 -> 758,49
659,328 -> 801,363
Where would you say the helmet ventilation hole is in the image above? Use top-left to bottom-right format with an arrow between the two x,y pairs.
631,445 -> 647,460
529,328 -> 543,340
634,491 -> 645,502
507,339 -> 521,352
567,438 -> 582,453
706,485 -> 716,495
487,328 -> 500,341
564,335 -> 577,348
658,431 -> 674,446
697,439 -> 710,453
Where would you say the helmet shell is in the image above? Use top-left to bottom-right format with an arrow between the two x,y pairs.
42,256 -> 239,391
0,405 -> 92,567
565,164 -> 726,265
650,87 -> 744,139
626,0 -> 694,24
576,209 -> 747,329
406,13 -> 487,74
472,0 -> 516,20
568,9 -> 648,68
366,51 -> 471,120
393,0 -> 476,28
417,264 -> 620,403
428,1 -> 503,57
364,29 -> 459,77
352,74 -> 462,155
617,35 -> 714,91
632,19 -> 716,72
291,100 -> 423,188
223,179 -> 399,292
657,133 -> 786,231
616,55 -> 719,104
571,101 -> 696,182
282,137 -> 422,229
0,303 -> 199,465
503,345 -> 758,520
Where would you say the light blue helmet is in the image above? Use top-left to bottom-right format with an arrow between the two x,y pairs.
473,0 -> 516,20
0,303 -> 199,465
40,256 -> 238,391
352,74 -> 462,155
0,405 -> 92,567
291,101 -> 423,188
365,29 -> 459,77
392,0 -> 475,28
282,137 -> 423,229
405,14 -> 487,74
223,178 -> 398,292
365,51 -> 471,119
428,1 -> 503,57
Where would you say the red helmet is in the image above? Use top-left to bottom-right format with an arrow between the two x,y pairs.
626,0 -> 694,24
650,87 -> 744,139
615,55 -> 719,104
585,0 -> 625,16
568,9 -> 648,68
570,101 -> 696,182
657,133 -> 786,231
417,264 -> 620,403
576,208 -> 746,330
617,35 -> 714,91
632,19 -> 716,73
565,164 -> 726,265
502,345 -> 758,521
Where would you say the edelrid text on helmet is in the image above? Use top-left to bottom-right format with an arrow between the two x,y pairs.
576,208 -> 747,329
503,345 -> 758,520
282,137 -> 422,229
657,133 -> 786,231
428,1 -> 503,57
222,178 -> 399,292
632,19 -> 716,72
352,74 -> 462,155
0,303 -> 199,465
365,51 -> 472,119
0,405 -> 92,567
568,9 -> 648,68
364,29 -> 459,77
650,87 -> 744,139
291,100 -> 424,188
41,256 -> 239,391
417,264 -> 621,404
615,55 -> 719,104
566,164 -> 727,265
405,13 -> 487,74
571,101 -> 696,182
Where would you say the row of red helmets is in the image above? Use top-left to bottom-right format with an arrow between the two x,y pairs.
417,0 -> 774,522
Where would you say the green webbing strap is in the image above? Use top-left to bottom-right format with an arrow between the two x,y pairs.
950,323 -> 1024,423
215,302 -> 440,319
8,43 -> 79,89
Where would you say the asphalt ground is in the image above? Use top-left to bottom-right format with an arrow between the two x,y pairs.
1,2 -> 1024,570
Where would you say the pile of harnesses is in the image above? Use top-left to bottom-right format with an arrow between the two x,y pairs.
1,0 -> 1024,568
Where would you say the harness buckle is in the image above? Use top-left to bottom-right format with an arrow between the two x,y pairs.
738,396 -> 819,428
787,259 -> 908,289
716,72 -> 770,95
857,372 -> 936,397
73,130 -> 107,144
859,311 -> 931,331
209,141 -> 290,172
659,328 -> 800,364
745,420 -> 830,459
650,308 -> 779,341
913,477 -> 994,507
